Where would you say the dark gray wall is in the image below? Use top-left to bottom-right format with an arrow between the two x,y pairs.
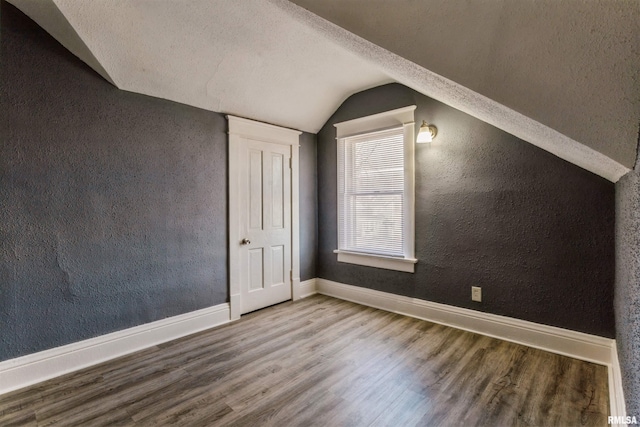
299,133 -> 318,281
317,83 -> 615,337
1,2 -> 320,362
0,2 -> 229,361
615,145 -> 640,415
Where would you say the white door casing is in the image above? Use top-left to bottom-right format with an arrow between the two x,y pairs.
228,116 -> 301,319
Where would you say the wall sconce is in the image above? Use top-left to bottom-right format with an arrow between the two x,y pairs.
416,120 -> 437,143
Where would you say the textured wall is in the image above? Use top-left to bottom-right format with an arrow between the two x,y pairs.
317,84 -> 615,337
0,3 -> 228,361
615,151 -> 640,415
299,133 -> 318,280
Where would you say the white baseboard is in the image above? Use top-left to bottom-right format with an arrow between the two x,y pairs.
1,279 -> 626,419
608,344 -> 627,420
316,279 -> 626,417
0,303 -> 230,396
316,279 -> 613,365
298,278 -> 318,299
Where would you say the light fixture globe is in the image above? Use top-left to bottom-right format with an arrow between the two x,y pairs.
416,120 -> 437,143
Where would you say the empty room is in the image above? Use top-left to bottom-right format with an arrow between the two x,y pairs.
1,0 -> 638,425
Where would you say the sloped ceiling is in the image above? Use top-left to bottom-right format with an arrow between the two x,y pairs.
7,0 -> 392,135
290,0 -> 640,170
7,0 -> 639,182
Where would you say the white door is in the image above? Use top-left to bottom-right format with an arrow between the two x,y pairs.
228,115 -> 301,320
239,138 -> 292,314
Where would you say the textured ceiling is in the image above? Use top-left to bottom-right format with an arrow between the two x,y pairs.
289,0 -> 640,170
7,0 -> 639,182
8,0 -> 391,134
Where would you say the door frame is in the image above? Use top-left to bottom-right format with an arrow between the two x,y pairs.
227,115 -> 302,320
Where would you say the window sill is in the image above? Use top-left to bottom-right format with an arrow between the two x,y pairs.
333,250 -> 417,273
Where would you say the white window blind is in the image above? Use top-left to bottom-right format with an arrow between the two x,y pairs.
338,127 -> 405,257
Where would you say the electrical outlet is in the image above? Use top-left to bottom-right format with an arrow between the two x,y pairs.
472,286 -> 482,302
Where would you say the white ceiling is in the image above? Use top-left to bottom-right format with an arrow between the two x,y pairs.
8,0 -> 392,133
8,0 -> 639,182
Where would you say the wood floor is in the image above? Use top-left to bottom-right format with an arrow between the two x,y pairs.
0,295 -> 609,426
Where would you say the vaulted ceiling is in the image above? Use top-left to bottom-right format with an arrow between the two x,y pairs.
8,0 -> 639,182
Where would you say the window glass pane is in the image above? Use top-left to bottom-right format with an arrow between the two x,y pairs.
338,127 -> 405,257
349,194 -> 403,254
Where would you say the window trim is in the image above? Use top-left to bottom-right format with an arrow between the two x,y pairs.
334,105 -> 417,273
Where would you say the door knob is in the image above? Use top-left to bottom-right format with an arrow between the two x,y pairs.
241,238 -> 251,245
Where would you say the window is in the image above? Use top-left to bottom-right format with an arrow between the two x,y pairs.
334,106 -> 417,273
338,127 -> 404,255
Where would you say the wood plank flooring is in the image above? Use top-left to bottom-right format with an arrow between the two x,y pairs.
0,295 -> 609,426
